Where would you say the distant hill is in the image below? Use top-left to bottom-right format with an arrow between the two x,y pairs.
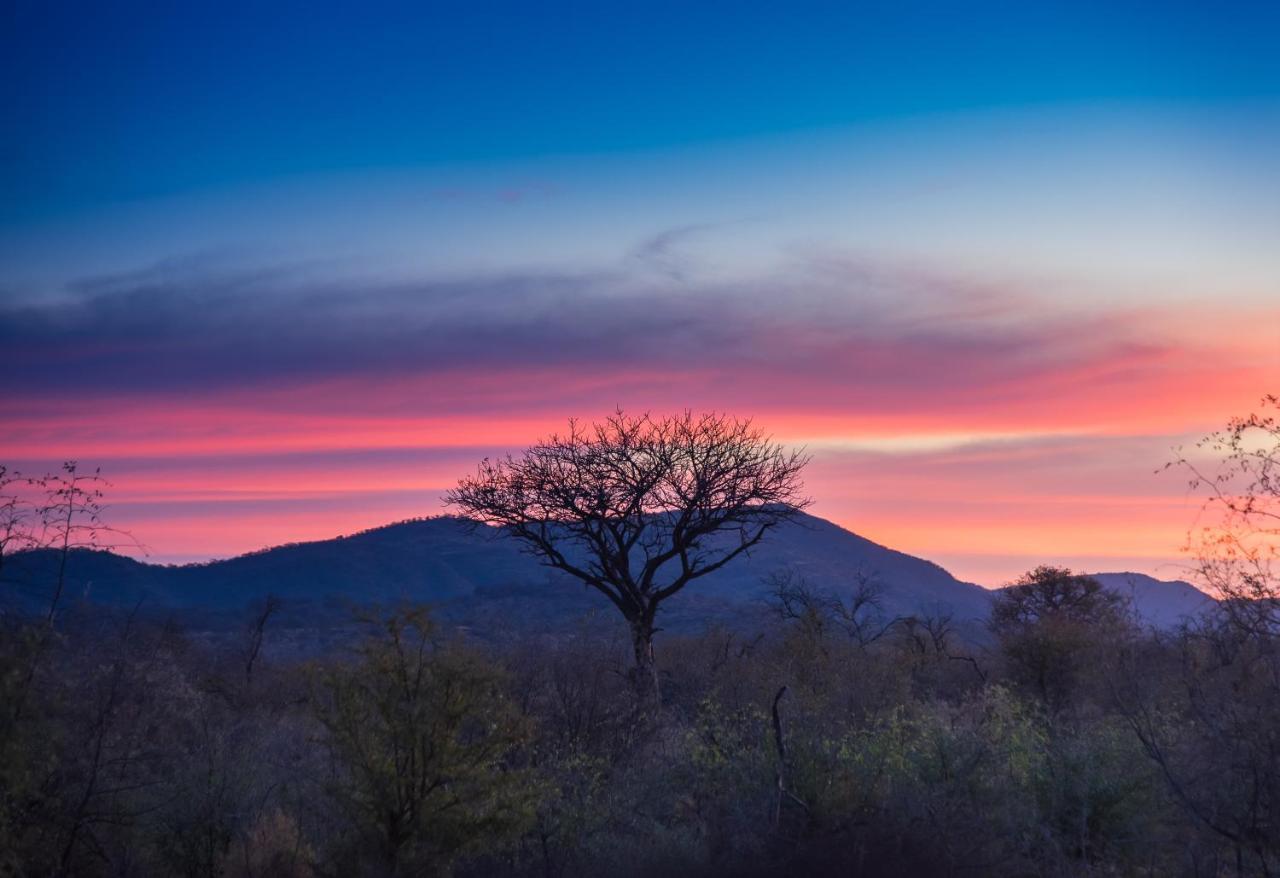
1087,571 -> 1215,628
3,512 -> 989,630
2,512 -> 1213,636
986,570 -> 1215,631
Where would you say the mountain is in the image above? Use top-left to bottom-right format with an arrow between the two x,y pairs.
1087,572 -> 1215,628
2,512 -> 1213,637
3,512 -> 993,632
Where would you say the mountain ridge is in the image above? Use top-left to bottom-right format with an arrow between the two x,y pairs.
2,512 -> 1212,634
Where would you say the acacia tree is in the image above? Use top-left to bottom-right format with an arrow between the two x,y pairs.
448,411 -> 810,702
990,566 -> 1131,712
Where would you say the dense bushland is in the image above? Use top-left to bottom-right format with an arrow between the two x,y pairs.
2,573 -> 1277,877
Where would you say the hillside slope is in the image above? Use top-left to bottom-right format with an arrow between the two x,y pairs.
3,513 -> 1213,634
3,512 -> 992,630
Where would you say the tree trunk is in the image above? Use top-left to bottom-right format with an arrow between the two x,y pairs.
629,618 -> 660,706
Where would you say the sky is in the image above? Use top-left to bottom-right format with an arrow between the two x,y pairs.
2,1 -> 1279,585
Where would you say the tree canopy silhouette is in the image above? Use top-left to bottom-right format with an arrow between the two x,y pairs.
447,411 -> 810,702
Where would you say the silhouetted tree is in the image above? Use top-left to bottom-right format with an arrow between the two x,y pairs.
4,463 -> 135,727
0,465 -> 35,585
448,411 -> 809,703
767,570 -> 833,642
990,566 -> 1131,711
767,568 -> 899,666
1172,393 -> 1280,633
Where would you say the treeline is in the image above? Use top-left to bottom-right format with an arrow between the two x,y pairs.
1,565 -> 1277,877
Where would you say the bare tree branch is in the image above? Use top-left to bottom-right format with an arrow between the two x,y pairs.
447,411 -> 810,702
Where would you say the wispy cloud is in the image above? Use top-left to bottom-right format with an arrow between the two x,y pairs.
3,245 -> 1256,420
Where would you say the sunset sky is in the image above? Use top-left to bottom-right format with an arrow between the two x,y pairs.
3,2 -> 1278,585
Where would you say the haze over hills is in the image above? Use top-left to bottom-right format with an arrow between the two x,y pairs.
2,511 -> 1211,635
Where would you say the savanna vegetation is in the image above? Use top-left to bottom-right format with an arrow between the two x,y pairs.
1,403 -> 1277,877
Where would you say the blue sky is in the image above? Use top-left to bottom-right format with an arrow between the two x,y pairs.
6,1 -> 1278,217
4,1 -> 1279,292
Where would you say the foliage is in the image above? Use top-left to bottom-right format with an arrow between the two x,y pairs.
991,566 -> 1134,712
310,608 -> 539,876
